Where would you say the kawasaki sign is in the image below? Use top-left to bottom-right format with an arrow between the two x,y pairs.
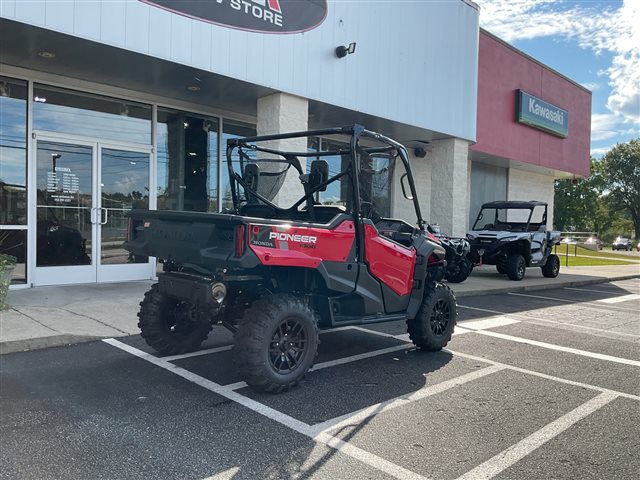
141,0 -> 328,34
516,90 -> 569,138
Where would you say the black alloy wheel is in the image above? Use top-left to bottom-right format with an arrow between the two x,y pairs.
506,254 -> 526,281
234,294 -> 319,393
268,318 -> 308,374
541,254 -> 560,278
430,298 -> 452,336
407,282 -> 457,351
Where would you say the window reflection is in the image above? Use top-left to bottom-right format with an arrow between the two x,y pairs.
221,120 -> 256,212
0,76 -> 28,226
33,84 -> 151,145
0,229 -> 27,284
35,142 -> 93,267
157,109 -> 219,212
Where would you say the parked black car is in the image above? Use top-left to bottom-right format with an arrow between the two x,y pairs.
612,237 -> 632,251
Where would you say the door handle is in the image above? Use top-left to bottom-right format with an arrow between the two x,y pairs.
101,208 -> 108,225
90,207 -> 97,224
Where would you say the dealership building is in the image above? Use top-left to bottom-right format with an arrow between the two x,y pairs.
0,0 -> 591,288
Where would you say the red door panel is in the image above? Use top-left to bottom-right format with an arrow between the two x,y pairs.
364,224 -> 415,296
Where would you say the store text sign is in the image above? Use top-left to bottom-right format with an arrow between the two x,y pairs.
141,0 -> 328,34
516,90 -> 568,138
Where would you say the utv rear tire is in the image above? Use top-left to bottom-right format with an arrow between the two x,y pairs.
506,254 -> 526,281
234,294 -> 319,393
445,258 -> 473,283
138,284 -> 212,355
407,283 -> 457,351
541,254 -> 560,278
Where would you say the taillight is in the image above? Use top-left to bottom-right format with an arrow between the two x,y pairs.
235,224 -> 246,257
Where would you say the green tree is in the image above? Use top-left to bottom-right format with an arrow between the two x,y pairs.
600,139 -> 640,239
554,158 -> 605,232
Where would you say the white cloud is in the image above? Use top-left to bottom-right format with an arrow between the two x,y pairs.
477,0 -> 640,126
590,146 -> 611,157
591,113 -> 619,142
580,82 -> 599,91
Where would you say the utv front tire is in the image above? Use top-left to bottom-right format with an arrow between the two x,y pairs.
496,264 -> 507,274
234,294 -> 319,393
138,284 -> 212,355
445,258 -> 473,283
506,254 -> 526,281
541,254 -> 560,278
407,283 -> 457,351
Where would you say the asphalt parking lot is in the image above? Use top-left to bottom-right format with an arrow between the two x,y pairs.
2,279 -> 639,480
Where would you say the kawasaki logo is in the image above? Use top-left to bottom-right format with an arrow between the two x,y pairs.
141,0 -> 327,34
528,98 -> 564,126
269,232 -> 317,244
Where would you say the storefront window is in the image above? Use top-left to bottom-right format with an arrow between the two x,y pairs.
221,120 -> 256,212
33,84 -> 151,145
157,108 -> 218,212
306,137 -> 351,208
0,76 -> 28,225
0,76 -> 28,284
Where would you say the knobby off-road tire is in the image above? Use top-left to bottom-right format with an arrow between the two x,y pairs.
137,284 -> 212,355
407,282 -> 457,351
233,294 -> 319,393
496,263 -> 507,274
541,254 -> 560,278
506,254 -> 526,281
445,257 -> 473,283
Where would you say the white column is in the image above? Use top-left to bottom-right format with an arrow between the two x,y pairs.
429,138 -> 470,237
256,93 -> 308,207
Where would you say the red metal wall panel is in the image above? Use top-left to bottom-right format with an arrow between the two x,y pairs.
471,31 -> 591,177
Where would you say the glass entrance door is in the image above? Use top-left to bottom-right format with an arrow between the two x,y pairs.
34,137 -> 153,285
35,139 -> 96,285
96,145 -> 151,282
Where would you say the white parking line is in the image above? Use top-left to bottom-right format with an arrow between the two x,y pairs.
459,316 -> 520,330
597,294 -> 640,304
508,292 -> 639,312
103,338 -> 427,480
162,345 -> 233,362
455,392 -> 618,480
457,304 -> 639,338
564,287 -> 626,294
200,467 -> 240,480
224,343 -> 415,392
448,349 -> 640,402
310,365 -> 505,436
161,326 -> 361,362
470,329 -> 640,367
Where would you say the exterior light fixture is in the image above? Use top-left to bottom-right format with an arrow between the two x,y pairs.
0,82 -> 9,97
37,51 -> 56,59
34,96 -> 47,103
187,85 -> 200,91
335,42 -> 356,58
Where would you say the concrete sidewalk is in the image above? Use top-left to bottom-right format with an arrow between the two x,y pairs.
1,264 -> 638,354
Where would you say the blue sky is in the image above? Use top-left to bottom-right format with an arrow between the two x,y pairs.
476,0 -> 640,157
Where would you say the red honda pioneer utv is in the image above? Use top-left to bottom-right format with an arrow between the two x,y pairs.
125,125 -> 457,393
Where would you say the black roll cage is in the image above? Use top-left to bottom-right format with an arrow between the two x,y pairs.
225,124 -> 425,230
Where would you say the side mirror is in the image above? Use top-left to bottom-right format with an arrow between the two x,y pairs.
309,159 -> 329,192
400,173 -> 413,200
